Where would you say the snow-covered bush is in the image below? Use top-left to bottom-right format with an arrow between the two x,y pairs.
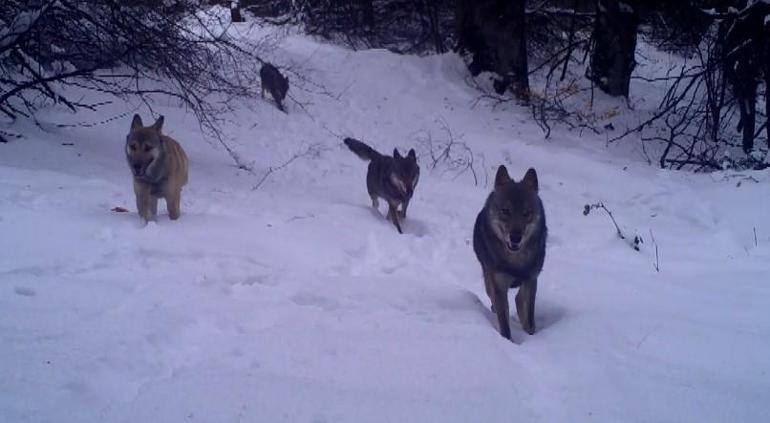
0,0 -> 266,141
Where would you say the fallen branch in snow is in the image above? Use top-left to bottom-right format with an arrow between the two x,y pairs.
414,117 -> 484,186
216,132 -> 256,173
583,202 -> 642,251
285,91 -> 315,120
718,173 -> 763,187
252,144 -> 321,190
649,229 -> 660,272
285,213 -> 316,223
466,74 -> 524,112
0,129 -> 23,143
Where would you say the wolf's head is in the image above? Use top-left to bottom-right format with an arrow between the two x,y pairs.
390,148 -> 420,199
487,165 -> 542,251
126,114 -> 165,180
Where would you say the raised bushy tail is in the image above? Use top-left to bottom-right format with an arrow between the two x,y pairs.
344,137 -> 381,161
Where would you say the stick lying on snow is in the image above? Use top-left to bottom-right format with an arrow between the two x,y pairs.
583,202 -> 642,251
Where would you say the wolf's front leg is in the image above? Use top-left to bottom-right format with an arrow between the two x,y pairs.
515,278 -> 537,335
491,281 -> 512,340
387,202 -> 403,234
134,182 -> 157,222
399,198 -> 410,219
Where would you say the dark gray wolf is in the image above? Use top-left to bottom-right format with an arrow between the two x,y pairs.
344,137 -> 420,234
260,62 -> 289,113
125,114 -> 189,222
473,165 -> 546,340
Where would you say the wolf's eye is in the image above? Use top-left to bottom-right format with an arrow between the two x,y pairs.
524,210 -> 532,219
143,145 -> 152,152
129,144 -> 137,151
500,208 -> 512,217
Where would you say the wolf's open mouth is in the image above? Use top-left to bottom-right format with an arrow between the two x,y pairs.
507,242 -> 520,251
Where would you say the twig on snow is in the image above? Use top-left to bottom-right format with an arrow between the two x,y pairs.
252,144 -> 321,190
583,201 -> 642,251
649,229 -> 660,272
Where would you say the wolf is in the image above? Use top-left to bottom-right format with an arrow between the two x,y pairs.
473,165 -> 547,340
260,62 -> 289,113
125,114 -> 189,222
343,137 -> 420,234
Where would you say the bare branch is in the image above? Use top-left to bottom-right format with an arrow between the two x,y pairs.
252,144 -> 322,190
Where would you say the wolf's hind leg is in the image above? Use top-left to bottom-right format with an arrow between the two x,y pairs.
167,190 -> 182,220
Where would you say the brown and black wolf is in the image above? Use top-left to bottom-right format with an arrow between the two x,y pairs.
260,62 -> 289,113
473,165 -> 547,340
344,137 -> 420,234
125,114 -> 188,222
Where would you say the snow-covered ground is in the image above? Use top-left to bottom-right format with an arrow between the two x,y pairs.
2,24 -> 770,423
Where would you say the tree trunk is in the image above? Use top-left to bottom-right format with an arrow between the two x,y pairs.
738,92 -> 757,154
359,0 -> 374,29
509,0 -> 529,98
762,9 -> 770,150
423,0 -> 445,54
455,0 -> 529,100
587,0 -> 639,97
231,1 -> 244,23
765,69 -> 770,149
722,2 -> 770,154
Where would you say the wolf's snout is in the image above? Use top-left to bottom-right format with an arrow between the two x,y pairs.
133,163 -> 143,175
509,232 -> 522,249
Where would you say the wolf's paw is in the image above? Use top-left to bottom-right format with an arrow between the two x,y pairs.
522,323 -> 536,335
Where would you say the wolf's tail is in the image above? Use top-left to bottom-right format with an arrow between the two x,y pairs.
344,137 -> 381,161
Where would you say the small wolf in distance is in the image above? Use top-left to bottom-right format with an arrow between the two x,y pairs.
260,62 -> 289,113
473,165 -> 547,340
125,114 -> 189,222
344,137 -> 420,234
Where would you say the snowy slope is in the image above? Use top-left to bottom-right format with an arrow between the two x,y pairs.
1,25 -> 770,423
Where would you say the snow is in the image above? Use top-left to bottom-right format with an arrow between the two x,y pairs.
2,24 -> 770,423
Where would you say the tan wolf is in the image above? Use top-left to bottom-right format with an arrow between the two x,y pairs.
125,114 -> 188,222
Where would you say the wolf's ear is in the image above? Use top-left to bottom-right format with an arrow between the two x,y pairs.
151,115 -> 164,133
393,148 -> 402,159
521,168 -> 538,193
407,148 -> 416,160
495,165 -> 511,190
131,114 -> 143,130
